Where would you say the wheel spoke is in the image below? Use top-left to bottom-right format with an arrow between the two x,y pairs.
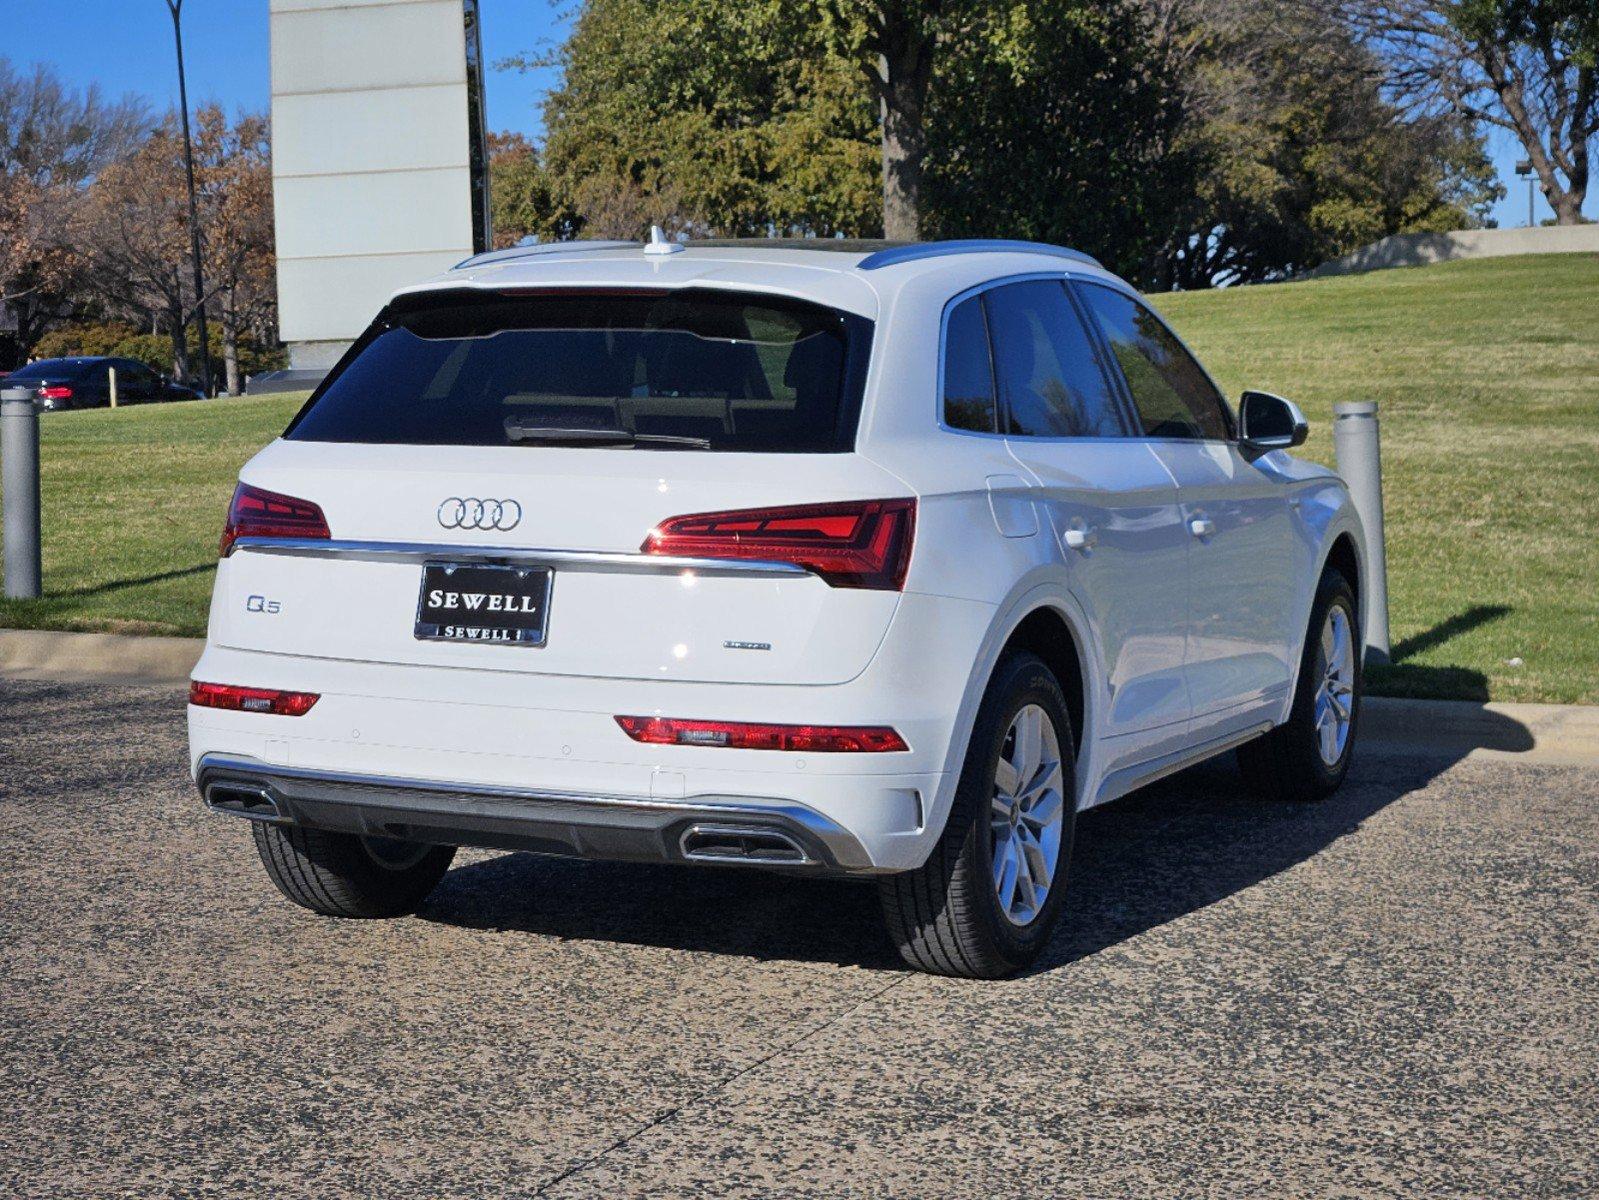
1330,611 -> 1350,674
1013,710 -> 1042,784
1013,853 -> 1039,917
995,837 -> 1020,912
994,756 -> 1021,797
1022,787 -> 1064,830
1019,757 -> 1062,805
1319,709 -> 1339,761
1018,826 -> 1053,893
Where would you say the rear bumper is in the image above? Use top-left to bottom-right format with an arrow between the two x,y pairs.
197,753 -> 875,873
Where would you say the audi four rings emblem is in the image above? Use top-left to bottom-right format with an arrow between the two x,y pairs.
437,497 -> 522,532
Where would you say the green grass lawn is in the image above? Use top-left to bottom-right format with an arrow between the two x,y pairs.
1154,253 -> 1599,704
2,252 -> 1596,702
0,393 -> 305,638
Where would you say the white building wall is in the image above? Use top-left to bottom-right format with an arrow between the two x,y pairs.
270,0 -> 478,366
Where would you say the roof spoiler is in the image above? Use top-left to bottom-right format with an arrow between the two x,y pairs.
856,240 -> 1100,271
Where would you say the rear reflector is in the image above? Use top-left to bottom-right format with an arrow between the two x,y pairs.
220,482 -> 330,556
38,385 -> 73,400
616,715 -> 907,753
189,681 -> 320,717
641,498 -> 915,590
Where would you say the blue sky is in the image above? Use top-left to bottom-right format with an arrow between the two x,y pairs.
6,0 -> 1591,226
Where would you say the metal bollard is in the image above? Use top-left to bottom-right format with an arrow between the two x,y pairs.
1332,400 -> 1390,666
2,385 -> 43,599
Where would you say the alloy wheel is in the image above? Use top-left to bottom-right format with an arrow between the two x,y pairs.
989,704 -> 1066,926
1314,605 -> 1356,766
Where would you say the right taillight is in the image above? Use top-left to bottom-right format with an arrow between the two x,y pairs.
641,498 -> 916,590
220,482 -> 330,557
38,385 -> 73,400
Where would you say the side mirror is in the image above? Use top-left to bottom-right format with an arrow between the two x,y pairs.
1239,390 -> 1308,454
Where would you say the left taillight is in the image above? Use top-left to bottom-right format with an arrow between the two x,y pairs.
220,482 -> 330,557
641,498 -> 915,590
38,385 -> 73,401
189,681 -> 320,716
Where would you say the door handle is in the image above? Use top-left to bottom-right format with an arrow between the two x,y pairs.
1063,526 -> 1097,552
1189,517 -> 1215,539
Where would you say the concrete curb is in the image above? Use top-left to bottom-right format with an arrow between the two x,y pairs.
1360,697 -> 1599,767
3,628 -> 1596,765
0,628 -> 203,685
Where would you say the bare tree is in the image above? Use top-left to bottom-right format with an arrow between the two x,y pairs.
83,122 -> 199,379
1341,0 -> 1597,223
195,107 -> 274,394
0,58 -> 148,358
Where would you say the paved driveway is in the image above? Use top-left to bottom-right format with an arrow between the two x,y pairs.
2,678 -> 1595,1198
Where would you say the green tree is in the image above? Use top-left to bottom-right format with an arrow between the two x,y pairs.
925,1 -> 1197,281
1342,0 -> 1598,223
487,131 -> 579,247
520,0 -> 878,238
1141,0 -> 1499,285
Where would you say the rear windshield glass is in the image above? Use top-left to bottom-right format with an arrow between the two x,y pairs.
285,289 -> 873,452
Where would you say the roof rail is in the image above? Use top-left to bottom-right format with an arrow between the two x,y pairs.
856,239 -> 1101,271
453,240 -> 638,271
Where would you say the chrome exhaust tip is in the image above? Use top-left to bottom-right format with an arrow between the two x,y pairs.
204,782 -> 285,823
678,824 -> 811,866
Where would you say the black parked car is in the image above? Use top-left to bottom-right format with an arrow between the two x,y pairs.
5,357 -> 205,410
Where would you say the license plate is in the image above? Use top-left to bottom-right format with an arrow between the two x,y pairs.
415,562 -> 553,646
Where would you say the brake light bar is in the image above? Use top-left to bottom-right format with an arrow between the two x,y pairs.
189,681 -> 320,717
220,482 -> 330,556
38,385 -> 73,400
615,715 -> 907,753
641,498 -> 915,590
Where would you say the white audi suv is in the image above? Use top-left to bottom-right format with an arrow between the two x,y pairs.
189,236 -> 1366,978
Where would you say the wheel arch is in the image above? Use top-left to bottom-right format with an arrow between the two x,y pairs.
1322,531 -> 1362,622
999,606 -> 1087,756
938,582 -> 1101,813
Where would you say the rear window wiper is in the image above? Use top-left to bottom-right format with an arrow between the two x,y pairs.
503,422 -> 714,450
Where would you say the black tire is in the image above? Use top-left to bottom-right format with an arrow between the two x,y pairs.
879,650 -> 1077,979
251,823 -> 455,918
1238,568 -> 1361,802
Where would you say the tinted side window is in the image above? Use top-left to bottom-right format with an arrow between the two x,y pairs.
1076,283 -> 1230,440
942,294 -> 998,433
984,280 -> 1125,439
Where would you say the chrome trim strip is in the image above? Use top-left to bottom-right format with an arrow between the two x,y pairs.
195,753 -> 871,869
231,537 -> 809,578
859,239 -> 1100,271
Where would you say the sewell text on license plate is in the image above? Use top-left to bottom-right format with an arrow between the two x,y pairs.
415,562 -> 552,646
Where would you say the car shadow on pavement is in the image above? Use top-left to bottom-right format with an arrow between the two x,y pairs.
420,706 -> 1535,975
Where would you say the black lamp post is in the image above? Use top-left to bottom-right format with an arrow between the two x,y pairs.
165,0 -> 213,398
1515,159 -> 1535,228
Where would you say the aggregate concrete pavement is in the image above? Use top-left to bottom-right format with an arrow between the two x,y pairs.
1,677 -> 1595,1198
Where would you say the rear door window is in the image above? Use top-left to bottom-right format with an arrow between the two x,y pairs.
984,280 -> 1127,439
942,294 -> 998,433
286,289 -> 872,452
1075,282 -> 1231,441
